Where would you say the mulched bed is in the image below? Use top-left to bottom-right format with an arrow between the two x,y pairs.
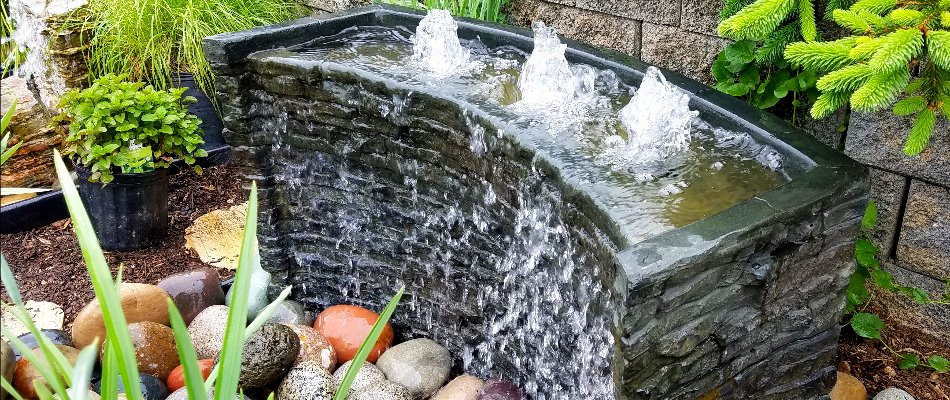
837,306 -> 950,399
1,164 -> 245,326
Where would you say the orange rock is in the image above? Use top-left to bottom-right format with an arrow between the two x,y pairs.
830,372 -> 867,400
124,321 -> 180,380
13,345 -> 80,399
314,305 -> 394,363
166,359 -> 215,392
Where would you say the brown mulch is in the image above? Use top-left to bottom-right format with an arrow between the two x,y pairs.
837,308 -> 950,400
1,164 -> 245,327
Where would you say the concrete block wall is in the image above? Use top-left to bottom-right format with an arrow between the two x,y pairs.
508,0 -> 949,343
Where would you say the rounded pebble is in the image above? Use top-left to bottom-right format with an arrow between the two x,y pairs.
315,305 -> 393,363
333,360 -> 386,393
126,321 -> 179,380
873,387 -> 916,400
71,283 -> 171,349
166,359 -> 214,392
285,324 -> 337,371
236,323 -> 300,388
277,361 -> 335,400
346,380 -> 413,400
187,305 -> 229,360
13,345 -> 80,399
12,329 -> 72,359
432,375 -> 485,400
477,379 -> 523,400
376,338 -> 451,398
157,268 -> 225,325
265,300 -> 312,325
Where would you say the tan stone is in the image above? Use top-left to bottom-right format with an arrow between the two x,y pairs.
70,283 -> 171,349
185,202 -> 248,270
431,375 -> 485,400
13,344 -> 80,399
0,76 -> 62,188
830,372 -> 868,400
124,321 -> 179,380
0,301 -> 65,340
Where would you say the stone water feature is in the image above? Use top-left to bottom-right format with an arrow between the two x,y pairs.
205,6 -> 868,399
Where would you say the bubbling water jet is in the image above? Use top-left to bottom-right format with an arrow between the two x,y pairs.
618,66 -> 698,161
411,10 -> 470,78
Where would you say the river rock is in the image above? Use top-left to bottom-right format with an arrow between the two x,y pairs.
477,379 -> 522,400
224,254 -> 270,320
277,361 -> 335,400
432,375 -> 485,400
12,329 -> 72,359
125,321 -> 179,380
188,305 -> 229,359
236,323 -> 299,388
376,338 -> 451,398
333,360 -> 386,392
1,301 -> 65,339
157,268 -> 225,325
13,345 -> 80,399
1,340 -> 13,400
93,373 -> 169,400
166,359 -> 215,392
165,387 -> 250,400
873,388 -> 915,400
71,283 -> 171,348
265,300 -> 311,325
346,380 -> 413,400
830,372 -> 867,400
285,324 -> 337,370
184,202 -> 247,270
315,304 -> 394,363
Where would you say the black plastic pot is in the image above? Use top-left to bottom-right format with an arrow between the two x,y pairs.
172,72 -> 226,150
75,164 -> 170,251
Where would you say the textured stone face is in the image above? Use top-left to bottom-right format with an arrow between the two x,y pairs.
896,181 -> 949,280
639,23 -> 730,84
846,110 -> 950,187
204,8 -> 866,399
509,0 -> 642,58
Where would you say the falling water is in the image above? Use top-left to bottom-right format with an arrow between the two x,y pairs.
617,66 -> 698,162
7,0 -> 68,107
411,9 -> 470,78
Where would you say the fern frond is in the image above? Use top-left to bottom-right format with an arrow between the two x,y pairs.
892,95 -> 927,115
800,0 -> 818,41
850,0 -> 896,15
887,8 -> 924,26
756,22 -> 801,63
927,31 -> 950,71
817,63 -> 874,91
811,90 -> 851,118
851,69 -> 911,111
785,38 -> 857,70
850,37 -> 884,60
718,0 -> 798,40
903,108 -> 935,156
869,28 -> 924,73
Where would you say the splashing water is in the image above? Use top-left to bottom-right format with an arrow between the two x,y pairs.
516,22 -> 592,104
617,66 -> 698,162
8,0 -> 69,107
411,10 -> 470,78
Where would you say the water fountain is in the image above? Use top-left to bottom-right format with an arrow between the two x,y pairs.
205,6 -> 867,399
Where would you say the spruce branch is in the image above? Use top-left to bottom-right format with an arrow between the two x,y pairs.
927,30 -> 950,70
868,28 -> 924,73
903,108 -> 935,155
811,90 -> 852,117
850,68 -> 911,110
817,63 -> 875,90
800,0 -> 819,40
719,0 -> 798,40
785,38 -> 858,70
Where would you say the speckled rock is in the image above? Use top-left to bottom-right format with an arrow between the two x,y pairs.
157,268 -> 225,325
126,321 -> 179,380
432,375 -> 485,400
236,323 -> 299,388
11,329 -> 72,359
165,387 -> 250,400
184,202 -> 247,270
346,380 -> 413,400
187,305 -> 229,359
285,324 -> 336,370
72,283 -> 171,348
477,379 -> 522,400
376,338 -> 451,398
1,340 -> 13,400
873,388 -> 915,400
277,361 -> 335,400
14,345 -> 80,399
265,300 -> 311,325
333,360 -> 386,392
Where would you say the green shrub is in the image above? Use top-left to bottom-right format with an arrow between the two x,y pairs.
54,74 -> 207,184
381,0 -> 509,23
80,0 -> 303,94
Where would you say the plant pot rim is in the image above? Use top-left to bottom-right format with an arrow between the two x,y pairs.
73,161 -> 171,185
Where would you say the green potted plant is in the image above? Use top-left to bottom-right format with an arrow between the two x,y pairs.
54,74 -> 207,251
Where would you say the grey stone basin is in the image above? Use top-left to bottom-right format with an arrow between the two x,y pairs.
205,6 -> 868,399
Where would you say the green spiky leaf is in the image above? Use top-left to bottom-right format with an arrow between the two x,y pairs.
927,31 -> 950,70
718,0 -> 798,40
868,28 -> 924,74
811,90 -> 851,118
799,0 -> 817,41
850,69 -> 911,111
816,63 -> 873,91
785,38 -> 856,71
892,96 -> 927,115
851,0 -> 896,14
903,108 -> 935,156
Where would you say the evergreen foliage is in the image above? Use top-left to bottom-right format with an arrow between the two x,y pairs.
784,0 -> 950,156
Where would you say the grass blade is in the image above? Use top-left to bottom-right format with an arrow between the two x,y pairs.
0,326 -> 69,397
99,340 -> 119,400
67,343 -> 100,400
53,149 -> 143,400
168,299 -> 209,400
0,376 -> 26,400
332,287 -> 405,400
213,181 -> 258,400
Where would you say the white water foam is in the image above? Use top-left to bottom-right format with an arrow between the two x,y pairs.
617,66 -> 698,162
411,9 -> 471,78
